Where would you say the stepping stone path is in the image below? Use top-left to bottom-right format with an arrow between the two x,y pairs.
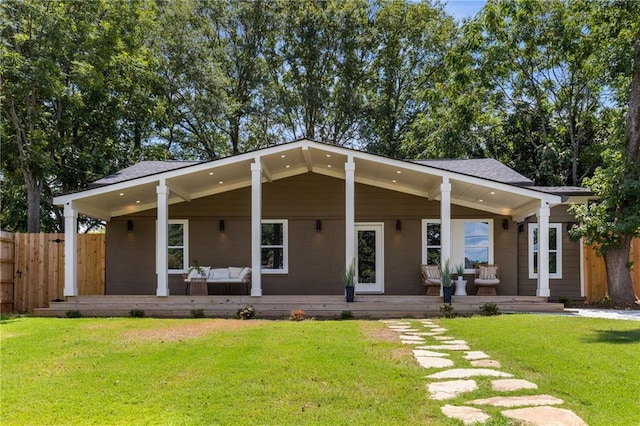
381,319 -> 587,425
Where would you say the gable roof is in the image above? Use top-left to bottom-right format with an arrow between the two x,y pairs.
55,139 -> 580,222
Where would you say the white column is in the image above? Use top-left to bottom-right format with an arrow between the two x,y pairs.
345,157 -> 356,270
440,177 -> 452,296
536,202 -> 551,297
251,161 -> 262,296
63,203 -> 78,296
156,181 -> 169,296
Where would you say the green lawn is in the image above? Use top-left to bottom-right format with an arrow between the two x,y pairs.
1,315 -> 639,425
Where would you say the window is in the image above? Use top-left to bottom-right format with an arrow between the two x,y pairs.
528,223 -> 562,279
167,219 -> 188,273
423,221 -> 441,265
261,220 -> 288,273
422,219 -> 493,272
464,221 -> 490,269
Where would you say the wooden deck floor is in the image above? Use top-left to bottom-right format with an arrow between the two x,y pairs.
34,295 -> 565,319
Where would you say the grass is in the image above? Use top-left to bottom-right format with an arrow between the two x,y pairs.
441,314 -> 640,425
1,315 -> 638,425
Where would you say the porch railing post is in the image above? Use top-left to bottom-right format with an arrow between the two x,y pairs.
251,161 -> 262,296
156,181 -> 169,296
345,157 -> 356,275
440,177 -> 452,297
537,202 -> 551,297
63,203 -> 78,296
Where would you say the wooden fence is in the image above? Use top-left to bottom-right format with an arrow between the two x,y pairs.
583,239 -> 640,303
0,232 -> 105,313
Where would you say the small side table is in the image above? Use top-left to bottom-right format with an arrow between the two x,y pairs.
454,279 -> 467,296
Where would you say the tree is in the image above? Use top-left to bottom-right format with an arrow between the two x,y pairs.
570,2 -> 640,306
1,0 -> 159,232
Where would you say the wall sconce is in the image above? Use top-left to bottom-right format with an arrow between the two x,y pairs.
219,219 -> 225,232
127,220 -> 133,232
566,222 -> 575,232
316,219 -> 322,232
395,219 -> 402,232
518,223 -> 524,233
502,219 -> 509,230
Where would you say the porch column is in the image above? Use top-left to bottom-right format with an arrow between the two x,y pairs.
536,202 -> 551,297
63,203 -> 78,296
345,157 -> 355,269
251,161 -> 262,296
440,177 -> 452,296
156,181 -> 169,296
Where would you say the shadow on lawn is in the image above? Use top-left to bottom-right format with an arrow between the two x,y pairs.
582,329 -> 640,344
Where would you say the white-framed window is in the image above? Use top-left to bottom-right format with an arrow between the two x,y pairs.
261,219 -> 288,274
528,223 -> 562,279
422,219 -> 494,272
167,219 -> 189,274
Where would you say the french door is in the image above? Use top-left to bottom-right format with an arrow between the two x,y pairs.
355,223 -> 384,293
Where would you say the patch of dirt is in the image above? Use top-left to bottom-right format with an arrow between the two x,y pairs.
122,319 -> 265,342
360,322 -> 402,343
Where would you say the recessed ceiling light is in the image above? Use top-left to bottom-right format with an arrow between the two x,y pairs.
392,179 -> 397,183
327,164 -> 332,168
396,170 -> 402,174
285,165 -> 290,168
209,172 -> 214,176
490,191 -> 495,195
218,181 -> 224,184
136,200 -> 141,204
119,193 -> 124,196
479,199 -> 484,202
281,154 -> 286,158
326,154 -> 331,158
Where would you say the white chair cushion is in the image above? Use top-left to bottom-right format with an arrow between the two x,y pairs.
479,266 -> 498,280
475,278 -> 500,285
228,267 -> 243,279
187,266 -> 210,279
238,267 -> 250,281
210,268 -> 230,280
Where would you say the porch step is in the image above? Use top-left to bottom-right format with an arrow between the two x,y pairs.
34,295 -> 565,319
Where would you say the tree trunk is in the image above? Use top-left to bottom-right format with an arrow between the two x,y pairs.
24,173 -> 43,233
604,236 -> 637,306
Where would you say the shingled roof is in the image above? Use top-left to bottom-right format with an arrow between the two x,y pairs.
89,161 -> 201,187
412,158 -> 534,186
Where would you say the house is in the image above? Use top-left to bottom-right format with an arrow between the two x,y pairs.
53,139 -> 592,303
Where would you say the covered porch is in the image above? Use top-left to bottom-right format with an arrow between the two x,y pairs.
54,139 -> 567,302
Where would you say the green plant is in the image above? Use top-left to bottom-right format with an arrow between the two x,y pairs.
65,310 -> 82,318
340,310 -> 354,320
129,309 -> 145,318
479,302 -> 499,316
440,259 -> 453,287
288,309 -> 306,321
188,261 -> 204,277
439,304 -> 454,318
558,296 -> 571,308
455,264 -> 465,278
341,259 -> 357,288
191,309 -> 205,318
236,305 -> 255,320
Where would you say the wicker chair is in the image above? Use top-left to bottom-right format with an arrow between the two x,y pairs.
474,265 -> 500,295
421,264 -> 442,296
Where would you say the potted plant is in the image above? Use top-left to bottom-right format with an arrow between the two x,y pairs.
342,259 -> 357,303
455,264 -> 465,281
441,259 -> 454,303
187,260 -> 205,278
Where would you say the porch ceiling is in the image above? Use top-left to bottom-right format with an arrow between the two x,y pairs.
56,140 -> 560,221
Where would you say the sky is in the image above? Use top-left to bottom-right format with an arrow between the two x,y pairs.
443,0 -> 487,20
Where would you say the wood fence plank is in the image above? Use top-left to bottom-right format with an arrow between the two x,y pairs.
584,240 -> 640,302
0,231 -> 15,313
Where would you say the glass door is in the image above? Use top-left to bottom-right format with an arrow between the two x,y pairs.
355,223 -> 384,293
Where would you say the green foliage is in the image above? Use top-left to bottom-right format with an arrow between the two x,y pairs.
129,309 -> 145,318
341,259 -> 357,288
190,309 -> 205,318
479,302 -> 499,316
440,258 -> 453,287
236,305 -> 256,320
340,310 -> 354,320
65,310 -> 82,318
439,304 -> 454,318
288,309 -> 306,321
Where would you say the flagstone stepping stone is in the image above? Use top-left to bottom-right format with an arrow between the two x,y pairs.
471,359 -> 501,368
405,332 -> 439,336
413,349 -> 450,358
442,340 -> 468,345
501,406 -> 587,425
428,380 -> 478,400
430,327 -> 448,332
469,395 -> 563,407
463,351 -> 490,360
399,334 -> 425,341
416,356 -> 455,369
433,335 -> 455,341
389,328 -> 419,332
402,340 -> 426,345
427,369 -> 513,379
417,344 -> 470,351
491,379 -> 538,392
414,331 -> 445,336
441,404 -> 490,424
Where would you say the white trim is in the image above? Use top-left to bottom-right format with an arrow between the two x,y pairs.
355,222 -> 384,294
528,222 -> 563,279
251,161 -> 262,295
345,157 -> 356,272
261,219 -> 288,274
63,203 -> 78,296
156,182 -> 169,296
422,219 -> 494,273
579,236 -> 585,297
167,219 -> 189,274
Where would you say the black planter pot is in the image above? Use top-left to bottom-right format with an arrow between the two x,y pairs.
346,286 -> 355,303
443,286 -> 453,303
